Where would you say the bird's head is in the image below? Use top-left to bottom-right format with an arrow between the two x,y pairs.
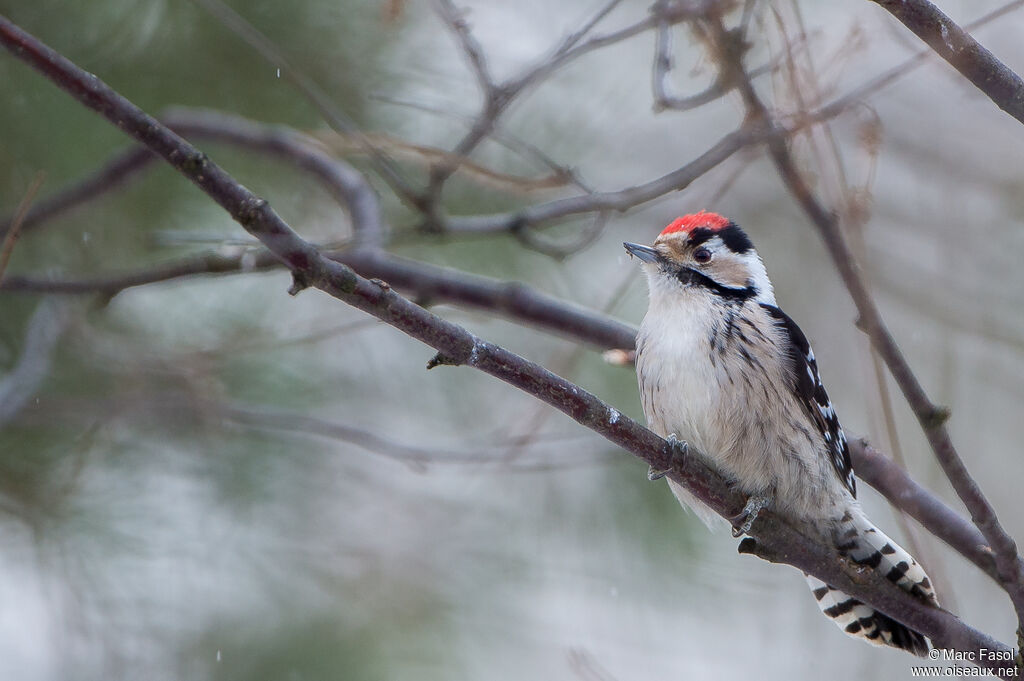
624,211 -> 775,306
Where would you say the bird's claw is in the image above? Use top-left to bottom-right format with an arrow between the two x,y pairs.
647,434 -> 689,481
731,493 -> 773,537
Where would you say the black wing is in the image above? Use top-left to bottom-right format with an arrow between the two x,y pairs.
760,303 -> 856,497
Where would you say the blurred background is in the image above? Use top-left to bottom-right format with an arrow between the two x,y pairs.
0,0 -> 1022,679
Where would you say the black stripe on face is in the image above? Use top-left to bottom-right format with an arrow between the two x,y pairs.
687,224 -> 753,253
676,267 -> 756,302
686,228 -> 717,248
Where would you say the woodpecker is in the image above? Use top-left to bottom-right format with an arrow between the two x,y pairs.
624,211 -> 937,656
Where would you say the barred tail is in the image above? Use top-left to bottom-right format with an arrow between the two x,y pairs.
806,508 -> 938,656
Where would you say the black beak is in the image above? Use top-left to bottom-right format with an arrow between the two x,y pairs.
623,242 -> 659,263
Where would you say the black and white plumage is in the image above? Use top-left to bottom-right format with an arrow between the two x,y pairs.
625,212 -> 937,656
761,303 -> 857,497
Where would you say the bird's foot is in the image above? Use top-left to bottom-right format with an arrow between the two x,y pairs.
647,434 -> 689,481
731,492 -> 773,538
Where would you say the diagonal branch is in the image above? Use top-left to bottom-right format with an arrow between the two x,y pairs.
0,249 -> 1004,586
812,0 -> 1024,125
433,0 -> 495,95
0,172 -> 45,279
868,0 -> 1024,125
0,299 -> 72,428
0,15 -> 1010,666
0,147 -> 152,240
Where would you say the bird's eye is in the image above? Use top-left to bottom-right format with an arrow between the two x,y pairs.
693,247 -> 712,264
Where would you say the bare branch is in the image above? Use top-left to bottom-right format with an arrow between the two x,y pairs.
313,127 -> 574,193
0,108 -> 385,248
510,211 -> 610,260
1,248 -> 639,351
812,0 -> 1024,124
216,401 -> 603,472
0,163 -> 1008,598
652,19 -> 731,111
556,0 -> 625,55
0,299 -> 72,428
432,0 -> 495,95
0,16 -> 1015,665
441,126 -> 762,232
650,12 -> 783,113
0,172 -> 45,280
423,0 -> 712,202
187,0 -> 421,208
0,149 -> 151,241
868,0 -> 1024,125
0,15 -> 1006,662
370,93 -> 590,191
511,0 -> 712,96
162,108 -> 385,248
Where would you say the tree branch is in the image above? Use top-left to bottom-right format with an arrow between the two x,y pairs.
442,126 -> 762,232
0,108 -> 384,247
811,0 -> 1024,125
422,0 -> 712,205
0,146 -> 152,240
868,0 -> 1024,125
0,299 -> 72,428
0,240 -> 1004,588
187,0 -> 422,209
0,14 -> 1010,666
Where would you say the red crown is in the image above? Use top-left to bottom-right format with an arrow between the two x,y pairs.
659,211 -> 731,236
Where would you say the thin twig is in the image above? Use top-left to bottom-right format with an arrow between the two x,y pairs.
0,108 -> 385,249
423,0 -> 712,204
312,128 -> 574,193
441,126 -> 763,232
556,0 -> 625,55
432,0 -> 494,95
0,172 -> 45,280
0,299 -> 72,428
0,151 -> 151,240
651,17 -> 781,112
217,401 -> 608,472
187,0 -> 421,208
369,93 -> 590,191
163,108 -> 385,248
